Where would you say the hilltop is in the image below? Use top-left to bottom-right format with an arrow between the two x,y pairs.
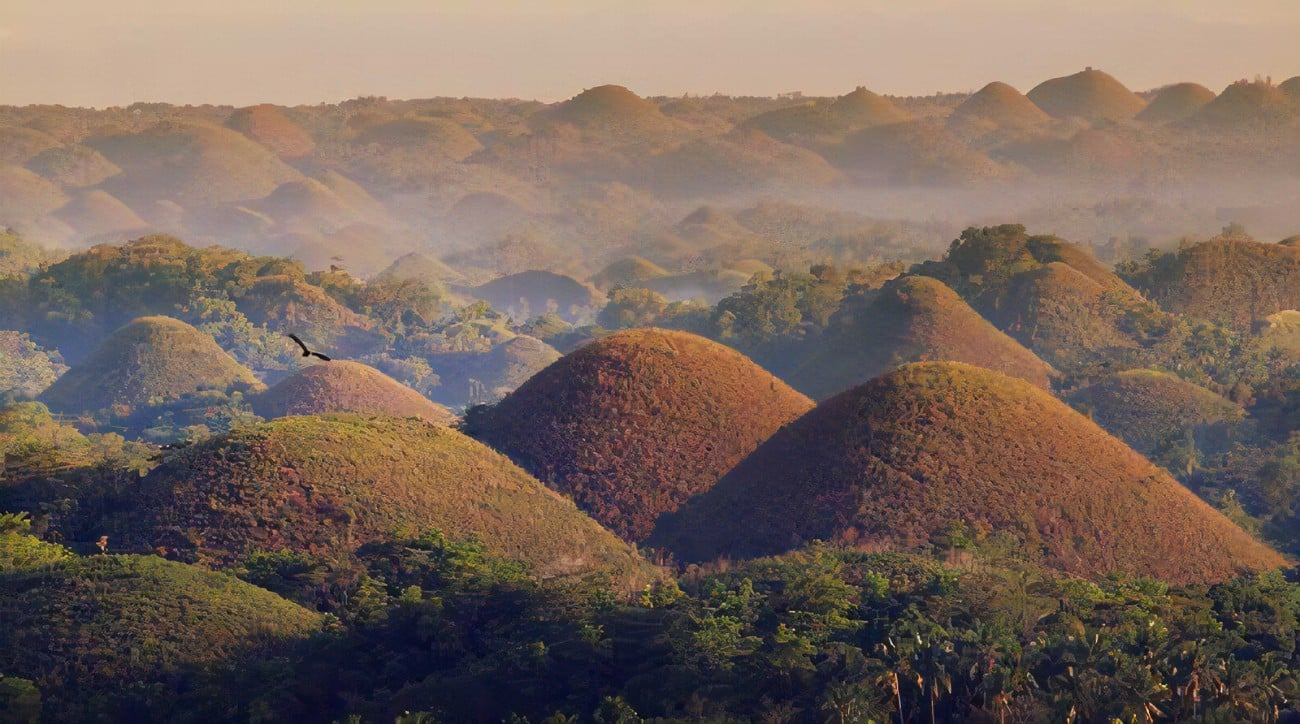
472,270 -> 598,322
792,275 -> 1055,399
947,81 -> 1051,130
0,553 -> 319,719
742,87 -> 911,145
1026,68 -> 1146,121
252,361 -> 456,424
93,415 -> 654,587
464,328 -> 814,542
651,362 -> 1285,583
1069,369 -> 1245,462
1191,81 -> 1297,128
39,316 -> 261,414
225,104 -> 316,159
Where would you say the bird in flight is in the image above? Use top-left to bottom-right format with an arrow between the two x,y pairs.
286,333 -> 332,361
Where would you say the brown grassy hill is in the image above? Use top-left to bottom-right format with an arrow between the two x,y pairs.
791,275 -> 1055,399
644,127 -> 843,196
1026,68 -> 1146,121
87,119 -> 305,208
0,555 -> 318,706
536,85 -> 677,137
742,87 -> 911,145
39,316 -> 261,414
1124,238 -> 1300,331
947,81 -> 1052,131
252,178 -> 366,231
464,328 -> 814,542
352,116 -> 484,160
225,103 -> 316,159
1136,83 -> 1216,122
473,270 -> 598,322
96,415 -> 655,587
0,126 -> 60,165
0,165 -> 70,224
829,120 -> 1006,184
316,169 -> 392,222
1069,369 -> 1245,459
374,251 -> 465,287
1282,76 -> 1300,103
590,256 -> 670,289
252,361 -> 456,424
52,189 -> 150,238
650,362 -> 1286,584
1191,81 -> 1297,128
234,275 -> 375,345
24,144 -> 122,187
426,335 -> 564,407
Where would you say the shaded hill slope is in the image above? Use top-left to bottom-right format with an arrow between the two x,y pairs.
252,361 -> 456,424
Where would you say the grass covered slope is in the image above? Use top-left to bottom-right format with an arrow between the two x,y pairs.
465,329 -> 814,542
652,362 -> 1285,584
252,360 -> 456,425
39,316 -> 261,414
98,415 -> 653,585
1069,369 -> 1245,458
1026,68 -> 1146,121
0,554 -> 318,704
792,275 -> 1055,399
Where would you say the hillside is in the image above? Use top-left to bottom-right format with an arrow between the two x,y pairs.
830,120 -> 1005,184
644,127 -> 843,196
0,554 -> 319,717
252,361 -> 456,424
1026,68 -> 1146,121
946,81 -> 1051,130
52,189 -> 149,238
742,87 -> 911,145
225,104 -> 316,159
792,275 -> 1055,398
1136,82 -> 1216,122
1122,237 -> 1300,331
1191,81 -> 1297,128
1069,369 -> 1245,460
589,256 -> 669,289
472,270 -> 598,322
464,328 -> 814,542
39,316 -> 261,414
24,144 -> 122,188
651,362 -> 1286,583
94,415 -> 654,587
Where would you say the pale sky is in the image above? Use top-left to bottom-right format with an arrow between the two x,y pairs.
2,0 -> 1298,107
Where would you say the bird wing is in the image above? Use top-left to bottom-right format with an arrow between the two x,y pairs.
286,333 -> 310,354
311,352 -> 333,362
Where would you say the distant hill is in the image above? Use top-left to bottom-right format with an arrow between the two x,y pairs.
426,335 -> 563,407
644,127 -> 843,196
0,165 -> 69,226
39,316 -> 261,414
52,189 -> 149,238
95,415 -> 656,588
1026,69 -> 1146,121
0,554 -> 318,717
829,120 -> 1006,184
24,144 -> 122,188
947,81 -> 1051,131
226,104 -> 316,159
1122,237 -> 1300,331
1136,83 -> 1216,123
590,256 -> 670,289
651,362 -> 1286,584
374,251 -> 466,286
1191,81 -> 1297,128
465,328 -> 813,542
0,125 -> 61,165
1069,369 -> 1245,462
472,270 -> 598,322
792,275 -> 1055,399
742,87 -> 911,145
534,85 -> 679,138
351,116 -> 484,160
252,361 -> 456,424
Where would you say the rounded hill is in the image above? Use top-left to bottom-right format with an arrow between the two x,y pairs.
742,88 -> 911,144
52,189 -> 149,238
0,554 -> 318,704
96,415 -> 655,587
39,316 -> 261,414
1026,69 -> 1146,121
352,116 -> 483,159
464,328 -> 814,542
830,120 -> 1005,184
590,256 -> 670,289
947,81 -> 1051,130
473,270 -> 598,322
24,144 -> 122,188
225,104 -> 316,159
651,362 -> 1285,584
792,275 -> 1055,399
1136,83 -> 1216,123
537,85 -> 676,136
1069,369 -> 1245,458
1191,81 -> 1297,128
252,361 -> 456,425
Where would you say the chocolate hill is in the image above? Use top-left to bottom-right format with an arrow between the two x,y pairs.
743,87 -> 911,145
651,362 -> 1286,584
1124,237 -> 1300,331
472,270 -> 598,322
252,361 -> 456,425
1191,81 -> 1297,128
947,81 -> 1052,130
225,104 -> 316,159
1070,369 -> 1245,459
465,328 -> 814,542
1026,68 -> 1146,121
1136,83 -> 1216,123
94,415 -> 656,587
39,316 -> 261,414
792,275 -> 1055,399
